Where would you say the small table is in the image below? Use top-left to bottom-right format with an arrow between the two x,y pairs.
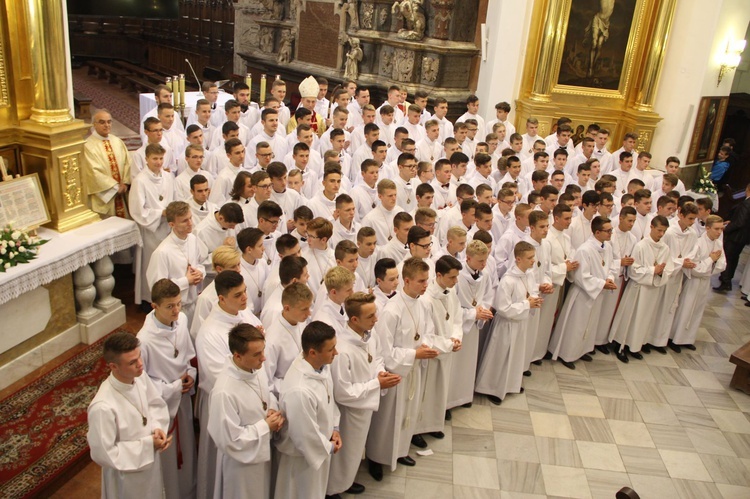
730,342 -> 750,395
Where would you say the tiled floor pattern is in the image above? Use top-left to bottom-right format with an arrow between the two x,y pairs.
50,259 -> 750,498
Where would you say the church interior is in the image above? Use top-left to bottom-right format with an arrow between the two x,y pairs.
2,0 -> 750,498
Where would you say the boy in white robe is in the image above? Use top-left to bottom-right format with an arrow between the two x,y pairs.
146,201 -> 208,325
495,203 -> 532,279
609,216 -> 673,363
175,143 -> 213,201
596,206 -> 637,352
380,212 -> 414,263
130,144 -> 176,306
87,332 -> 171,499
670,215 -> 726,350
475,242 -> 542,404
647,202 -> 699,352
191,246 -> 243,340
372,257 -> 400,312
274,321 -> 342,499
193,203 -> 243,257
312,266 -> 355,336
327,293 -> 401,497
208,324 -> 284,499
449,240 -> 494,412
569,191 -> 601,249
355,227 -> 380,289
415,256 -> 463,439
138,279 -> 197,499
361,179 -> 405,244
237,227 -> 270,315
329,195 -> 361,249
208,138 -> 245,205
549,217 -> 617,369
366,258 -> 439,480
301,217 -> 336,296
133,117 -> 177,175
264,282 -> 313,397
195,271 -> 262,499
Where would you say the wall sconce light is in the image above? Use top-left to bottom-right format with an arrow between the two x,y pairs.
717,39 -> 747,86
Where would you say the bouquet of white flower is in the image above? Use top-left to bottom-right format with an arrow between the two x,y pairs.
0,224 -> 48,272
692,163 -> 717,195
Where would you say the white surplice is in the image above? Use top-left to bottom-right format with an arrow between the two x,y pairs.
361,204 -> 405,245
137,311 -> 198,499
597,227 -> 637,345
263,314 -> 304,398
524,236 -> 554,365
274,355 -> 341,499
327,326 -> 384,495
87,373 -> 170,499
301,246 -> 335,295
208,357 -> 277,499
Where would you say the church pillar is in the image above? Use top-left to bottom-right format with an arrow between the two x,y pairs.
633,0 -> 677,111
15,0 -> 99,232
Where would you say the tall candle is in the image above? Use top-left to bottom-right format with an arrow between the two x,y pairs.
260,74 -> 267,105
173,76 -> 180,108
179,74 -> 186,109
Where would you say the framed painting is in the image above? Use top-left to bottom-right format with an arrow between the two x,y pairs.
687,97 -> 728,165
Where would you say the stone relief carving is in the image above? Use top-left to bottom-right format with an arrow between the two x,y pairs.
344,37 -> 363,80
362,3 -> 374,29
432,0 -> 454,40
259,28 -> 274,53
422,56 -> 439,82
277,29 -> 295,64
391,0 -> 425,41
339,0 -> 360,31
290,0 -> 305,21
392,48 -> 415,82
379,48 -> 394,77
378,6 -> 389,28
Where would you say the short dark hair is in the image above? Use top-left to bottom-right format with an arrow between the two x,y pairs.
190,174 -> 209,191
301,320 -> 336,354
215,270 -> 245,297
435,255 -> 462,275
374,257 -> 397,281
151,278 -> 181,305
228,323 -> 264,355
237,227 -> 264,253
279,256 -> 308,286
219,202 -> 245,224
257,200 -> 283,221
103,331 -> 139,365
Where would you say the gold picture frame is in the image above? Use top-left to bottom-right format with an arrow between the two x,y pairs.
0,172 -> 52,231
687,97 -> 729,165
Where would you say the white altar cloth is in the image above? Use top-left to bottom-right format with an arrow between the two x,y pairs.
0,217 -> 141,305
139,90 -> 235,123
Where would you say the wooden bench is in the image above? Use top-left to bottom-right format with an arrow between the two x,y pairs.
113,60 -> 162,82
73,91 -> 92,122
729,341 -> 750,395
122,75 -> 158,94
86,60 -> 127,86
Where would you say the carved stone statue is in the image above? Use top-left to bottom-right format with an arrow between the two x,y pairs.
339,0 -> 360,31
392,48 -> 415,82
432,0 -> 454,40
422,56 -> 439,82
278,30 -> 295,64
391,0 -> 425,41
260,28 -> 274,53
362,3 -> 374,29
344,37 -> 363,80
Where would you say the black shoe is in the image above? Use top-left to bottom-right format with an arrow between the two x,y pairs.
523,370 -> 532,377
411,435 -> 428,448
325,495 -> 341,499
138,301 -> 152,314
589,349 -> 596,356
519,387 -> 525,393
741,294 -> 748,301
445,409 -> 452,421
532,359 -> 543,366
345,483 -> 365,495
667,340 -> 682,353
428,431 -> 445,439
544,351 -> 553,360
580,354 -> 593,362
745,301 -> 750,307
713,283 -> 732,292
487,395 -> 502,405
679,343 -> 697,351
630,351 -> 643,360
397,456 -> 416,466
561,360 -> 576,370
641,344 -> 651,354
368,460 -> 383,481
652,345 -> 667,355
616,351 -> 629,363
462,402 -> 472,408
596,344 -> 611,355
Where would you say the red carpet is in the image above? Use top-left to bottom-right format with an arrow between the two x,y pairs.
0,333 -> 115,498
72,72 -> 141,136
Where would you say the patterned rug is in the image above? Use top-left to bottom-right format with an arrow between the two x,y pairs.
0,333 -> 115,498
72,73 -> 141,137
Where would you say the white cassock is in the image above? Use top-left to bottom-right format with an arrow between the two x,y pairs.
648,224 -> 698,347
175,167 -> 213,202
609,235 -> 673,353
350,183 -> 379,223
146,232 -> 208,324
87,373 -> 170,499
449,266 -> 493,408
597,227 -> 637,346
631,212 -> 650,241
129,169 -> 175,304
131,142 -> 178,176
239,257 -> 269,316
190,281 -> 216,341
569,213 -> 593,249
208,357 -> 277,499
263,315 -> 304,398
194,212 -> 235,254
415,138 -> 442,163
367,292 -> 432,470
137,311 -> 198,499
301,246 -> 335,295
327,326 -> 384,496
670,233 -> 726,344
313,297 -> 349,337
188,198 -> 217,224
524,236 -> 554,365
416,281 -> 461,433
475,264 -> 532,400
208,163 -> 242,205
356,251 -> 380,290
430,179 -> 455,212
380,237 -> 410,263
393,175 -> 417,211
195,306 -> 262,499
495,223 -> 529,279
259,285 -> 283,326
329,219 -> 360,249
271,188 -> 303,223
308,191 -> 338,221
361,204 -> 405,245
549,237 -> 614,361
274,355 -> 341,499
541,226 -> 570,353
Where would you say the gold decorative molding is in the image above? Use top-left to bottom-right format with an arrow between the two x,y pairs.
0,27 -> 10,108
517,0 -> 674,151
60,155 -> 82,207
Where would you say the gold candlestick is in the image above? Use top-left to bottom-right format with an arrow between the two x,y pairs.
260,74 -> 267,105
245,73 -> 252,100
179,74 -> 186,113
173,76 -> 180,108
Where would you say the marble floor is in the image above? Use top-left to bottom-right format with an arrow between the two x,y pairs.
49,259 -> 750,499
